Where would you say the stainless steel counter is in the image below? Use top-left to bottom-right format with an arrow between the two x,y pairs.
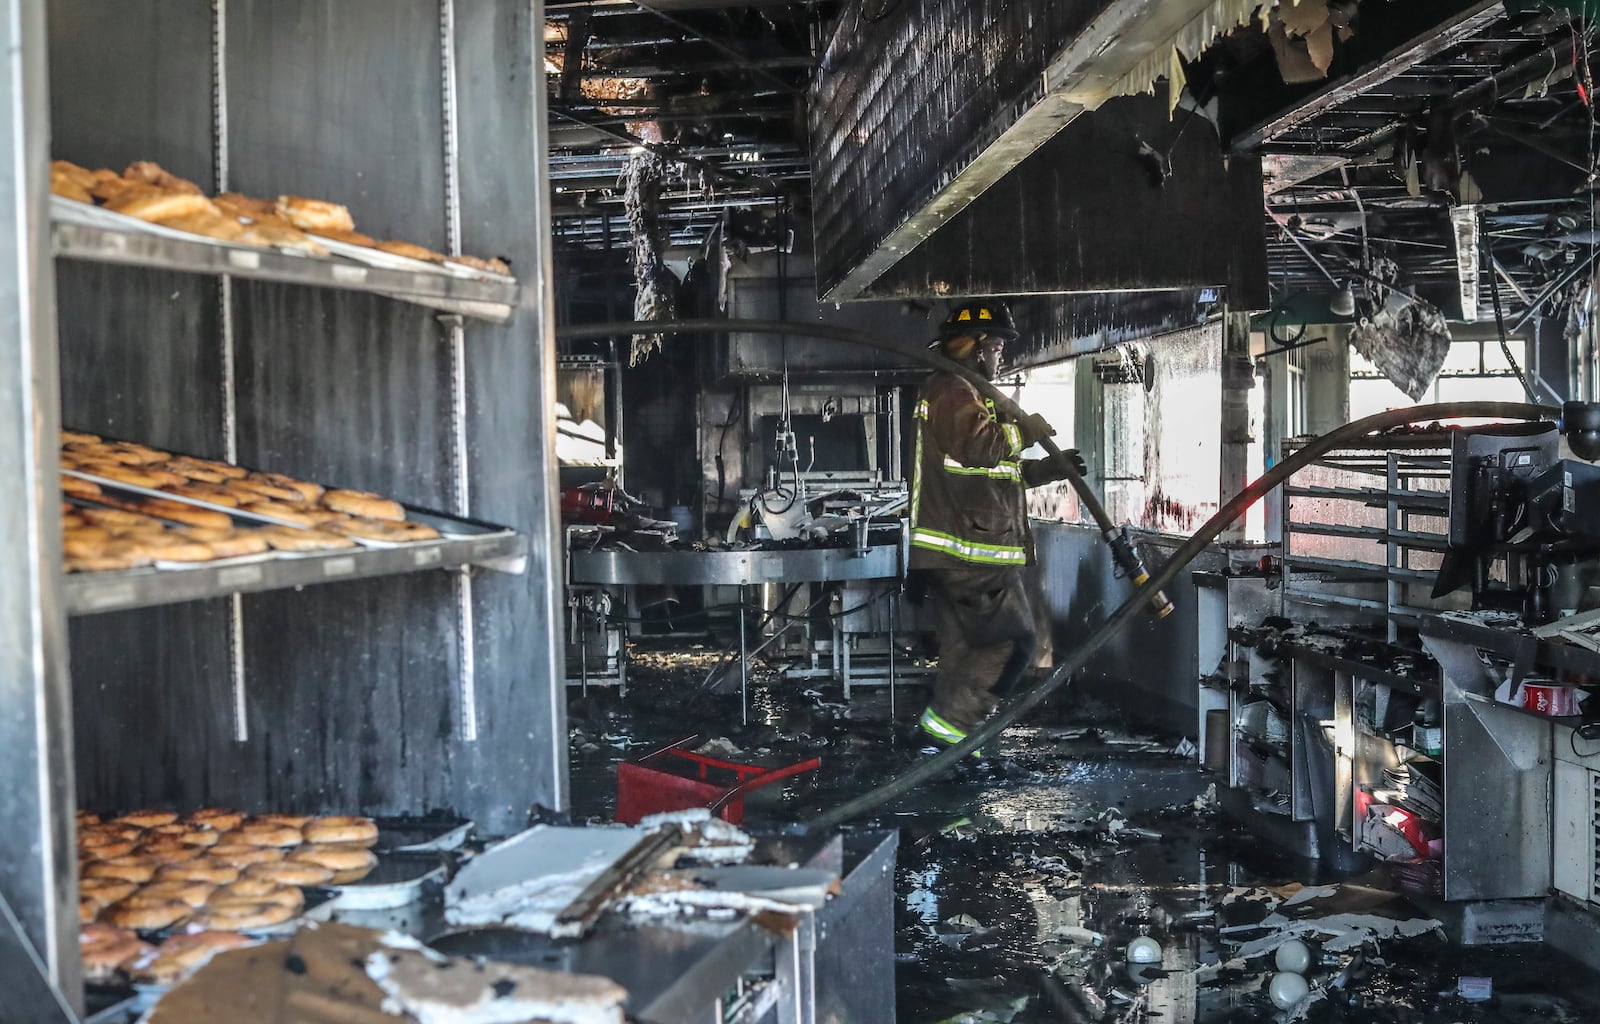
568,542 -> 901,587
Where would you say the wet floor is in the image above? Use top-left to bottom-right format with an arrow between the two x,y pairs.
567,640 -> 1600,1023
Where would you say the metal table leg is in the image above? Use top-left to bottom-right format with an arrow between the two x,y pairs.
888,589 -> 897,724
739,587 -> 748,725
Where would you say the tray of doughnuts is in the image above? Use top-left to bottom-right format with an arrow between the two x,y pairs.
53,159 -> 513,283
79,807 -> 382,944
57,429 -> 524,574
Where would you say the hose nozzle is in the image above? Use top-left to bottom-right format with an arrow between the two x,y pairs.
1106,526 -> 1174,620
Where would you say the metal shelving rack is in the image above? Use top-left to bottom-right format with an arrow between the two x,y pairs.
1281,433 -> 1458,639
1,2 -> 565,1014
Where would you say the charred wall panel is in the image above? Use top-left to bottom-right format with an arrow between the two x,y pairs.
810,0 -> 1110,298
859,96 -> 1267,305
47,0 -> 216,189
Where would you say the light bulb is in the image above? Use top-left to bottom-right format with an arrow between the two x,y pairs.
1125,935 -> 1163,964
1269,971 -> 1310,1009
1329,283 -> 1356,318
1274,939 -> 1312,974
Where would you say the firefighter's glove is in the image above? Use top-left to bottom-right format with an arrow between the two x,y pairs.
1018,412 -> 1056,447
1056,448 -> 1087,478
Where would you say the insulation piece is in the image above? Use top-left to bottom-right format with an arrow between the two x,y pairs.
1350,295 -> 1453,401
621,150 -> 676,365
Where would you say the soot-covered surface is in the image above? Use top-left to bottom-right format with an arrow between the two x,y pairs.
567,641 -> 1600,1023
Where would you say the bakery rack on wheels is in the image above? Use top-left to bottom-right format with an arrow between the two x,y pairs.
0,1 -> 567,1015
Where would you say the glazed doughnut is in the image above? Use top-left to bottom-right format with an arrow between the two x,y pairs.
136,499 -> 232,531
51,170 -> 93,203
62,529 -> 111,558
83,857 -> 158,884
307,227 -> 378,248
101,896 -> 191,931
59,475 -> 102,499
233,821 -> 303,848
176,828 -> 221,847
229,478 -> 302,503
251,473 -> 323,505
138,880 -> 217,909
135,930 -> 255,986
116,809 -> 178,829
214,878 -> 303,910
107,191 -> 218,224
185,808 -> 245,832
79,923 -> 151,982
274,196 -> 355,234
89,465 -> 163,488
154,859 -> 239,885
214,192 -> 279,222
207,843 -> 286,868
163,460 -> 231,484
166,483 -> 240,507
254,526 -> 357,552
327,518 -> 440,543
81,508 -> 160,530
322,489 -> 405,522
147,823 -> 190,838
121,161 -> 205,197
238,500 -> 320,526
102,443 -> 168,466
287,843 -> 376,874
61,430 -> 102,446
243,861 -> 334,887
301,816 -> 379,847
135,839 -> 204,863
79,897 -> 102,923
450,254 -> 512,277
330,863 -> 378,885
79,879 -> 139,906
186,530 -> 269,559
375,239 -> 443,263
255,814 -> 313,828
79,833 -> 137,855
156,210 -> 246,242
192,900 -> 295,932
236,218 -> 329,257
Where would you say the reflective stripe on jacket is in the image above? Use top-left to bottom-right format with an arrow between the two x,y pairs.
909,372 -> 1041,570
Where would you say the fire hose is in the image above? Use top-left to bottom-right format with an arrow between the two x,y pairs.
551,324 -> 1556,825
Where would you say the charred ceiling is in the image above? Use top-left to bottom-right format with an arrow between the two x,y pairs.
1195,0 -> 1600,326
549,0 -> 1600,355
544,1 -> 835,259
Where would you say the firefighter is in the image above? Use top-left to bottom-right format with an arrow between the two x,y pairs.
909,299 -> 1084,761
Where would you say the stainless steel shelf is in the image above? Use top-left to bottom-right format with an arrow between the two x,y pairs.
1287,521 -> 1449,551
568,542 -> 901,586
52,202 -> 519,323
64,530 -> 525,616
1285,484 -> 1448,513
1284,555 -> 1439,584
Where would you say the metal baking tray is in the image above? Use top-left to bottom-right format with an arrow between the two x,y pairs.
374,815 -> 474,853
51,196 -> 518,322
325,853 -> 449,911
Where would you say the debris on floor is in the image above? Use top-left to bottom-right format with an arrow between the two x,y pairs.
568,640 -> 1600,1022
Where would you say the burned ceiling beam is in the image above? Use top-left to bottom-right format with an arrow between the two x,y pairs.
626,0 -> 802,95
1230,0 -> 1505,151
